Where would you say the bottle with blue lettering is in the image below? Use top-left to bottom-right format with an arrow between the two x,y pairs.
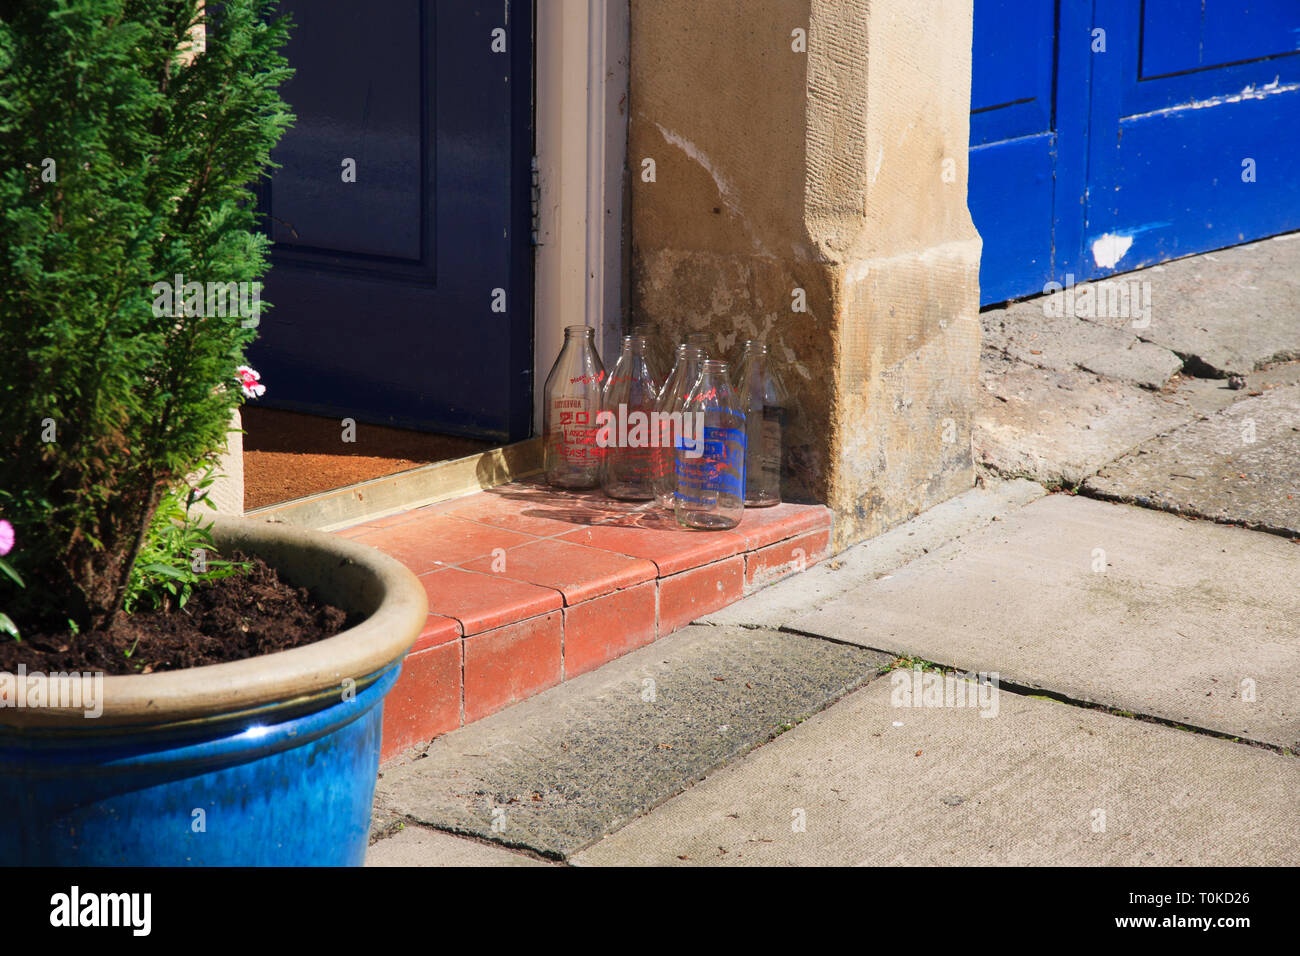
652,344 -> 704,508
674,360 -> 746,530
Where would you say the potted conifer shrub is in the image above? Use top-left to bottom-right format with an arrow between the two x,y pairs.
0,0 -> 427,865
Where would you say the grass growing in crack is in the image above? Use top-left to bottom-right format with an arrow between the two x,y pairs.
773,716 -> 809,737
888,656 -> 946,674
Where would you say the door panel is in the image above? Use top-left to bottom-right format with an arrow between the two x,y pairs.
968,0 -> 1059,303
970,0 -> 1300,304
1141,0 -> 1300,77
251,0 -> 533,442
1088,0 -> 1300,278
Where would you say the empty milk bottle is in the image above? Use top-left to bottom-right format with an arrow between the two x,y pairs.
734,340 -> 787,506
652,344 -> 705,508
674,360 -> 746,530
601,334 -> 660,500
684,331 -> 713,360
542,325 -> 605,489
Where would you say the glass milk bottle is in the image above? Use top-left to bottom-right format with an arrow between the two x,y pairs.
685,331 -> 713,360
652,344 -> 704,508
675,360 -> 746,530
735,341 -> 787,507
542,325 -> 605,489
601,334 -> 660,500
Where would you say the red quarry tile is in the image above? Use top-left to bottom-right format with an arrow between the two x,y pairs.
441,490 -> 616,537
419,567 -> 562,636
557,515 -> 745,576
463,611 -> 563,723
731,502 -> 831,551
521,480 -> 656,515
658,555 -> 744,635
510,473 -> 573,494
381,640 -> 461,761
412,613 -> 462,652
562,581 -> 657,679
744,528 -> 831,591
352,515 -> 537,574
459,538 -> 656,605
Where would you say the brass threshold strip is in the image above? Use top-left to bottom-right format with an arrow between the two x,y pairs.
244,437 -> 543,532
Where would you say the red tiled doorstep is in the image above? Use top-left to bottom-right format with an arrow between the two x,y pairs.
419,566 -> 562,636
729,501 -> 831,550
658,555 -> 745,634
562,580 -> 657,679
439,489 -> 620,537
411,613 -> 462,652
745,527 -> 832,590
459,537 -> 656,605
351,515 -> 538,574
332,481 -> 833,755
381,638 -> 461,761
557,518 -> 745,576
463,611 -> 563,723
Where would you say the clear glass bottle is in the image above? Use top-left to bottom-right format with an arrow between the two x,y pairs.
735,341 -> 787,507
627,323 -> 668,385
601,334 -> 660,500
542,325 -> 606,488
675,360 -> 746,530
685,331 -> 712,360
652,344 -> 704,508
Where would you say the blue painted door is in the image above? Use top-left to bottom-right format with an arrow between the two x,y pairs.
251,1 -> 533,442
970,1 -> 1300,305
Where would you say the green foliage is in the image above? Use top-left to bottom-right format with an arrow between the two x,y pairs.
122,469 -> 249,615
0,519 -> 25,640
0,561 -> 22,639
0,1 -> 293,631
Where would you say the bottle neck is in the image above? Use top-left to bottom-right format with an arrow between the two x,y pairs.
699,360 -> 729,383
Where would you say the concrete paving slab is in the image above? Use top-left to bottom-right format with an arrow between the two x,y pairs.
702,478 -> 1045,630
573,678 -> 1300,866
366,825 -> 556,867
1083,383 -> 1300,537
787,494 -> 1300,749
983,306 -> 1182,389
975,356 -> 1198,485
1079,233 -> 1300,376
372,625 -> 891,859
1160,361 -> 1300,418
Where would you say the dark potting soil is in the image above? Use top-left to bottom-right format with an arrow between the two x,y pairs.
0,555 -> 356,676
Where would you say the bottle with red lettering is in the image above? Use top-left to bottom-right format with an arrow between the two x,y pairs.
601,334 -> 660,499
542,325 -> 605,488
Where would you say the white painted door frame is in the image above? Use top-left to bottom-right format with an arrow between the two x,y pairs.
533,0 -> 629,434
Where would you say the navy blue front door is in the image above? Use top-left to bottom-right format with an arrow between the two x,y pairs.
252,0 -> 533,442
970,1 -> 1300,305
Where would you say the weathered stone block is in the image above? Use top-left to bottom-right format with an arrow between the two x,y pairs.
629,0 -> 981,549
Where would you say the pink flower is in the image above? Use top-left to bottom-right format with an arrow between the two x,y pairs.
0,520 -> 13,557
234,365 -> 266,399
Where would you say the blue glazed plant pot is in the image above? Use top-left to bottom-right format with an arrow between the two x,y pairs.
0,517 -> 428,866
